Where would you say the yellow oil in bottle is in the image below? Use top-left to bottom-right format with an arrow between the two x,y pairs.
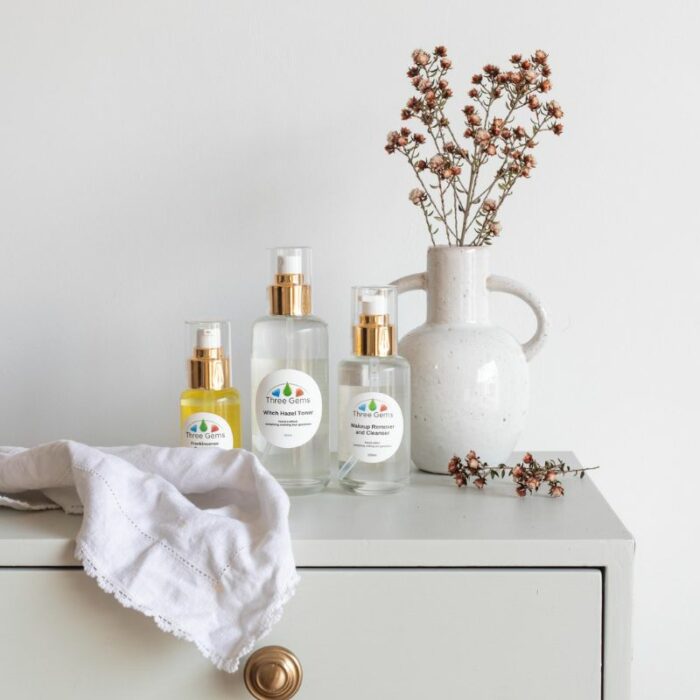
180,387 -> 242,448
180,321 -> 242,449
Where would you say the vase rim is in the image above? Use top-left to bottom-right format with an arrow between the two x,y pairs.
429,244 -> 488,253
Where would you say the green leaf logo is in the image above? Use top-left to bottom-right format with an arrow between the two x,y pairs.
369,399 -> 377,411
199,419 -> 208,432
283,382 -> 292,397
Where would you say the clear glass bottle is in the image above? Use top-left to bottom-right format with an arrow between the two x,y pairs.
251,247 -> 330,495
337,286 -> 411,494
180,321 -> 242,449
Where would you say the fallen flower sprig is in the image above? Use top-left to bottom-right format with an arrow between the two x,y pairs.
448,451 -> 599,497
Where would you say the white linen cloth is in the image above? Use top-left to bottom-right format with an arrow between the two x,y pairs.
0,441 -> 298,673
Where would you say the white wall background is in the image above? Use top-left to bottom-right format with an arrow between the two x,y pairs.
1,0 -> 698,695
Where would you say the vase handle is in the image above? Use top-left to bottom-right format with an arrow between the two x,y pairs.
391,272 -> 427,294
487,275 -> 549,361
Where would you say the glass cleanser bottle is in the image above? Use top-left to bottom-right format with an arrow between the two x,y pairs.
180,321 -> 242,449
251,247 -> 330,494
338,286 -> 411,494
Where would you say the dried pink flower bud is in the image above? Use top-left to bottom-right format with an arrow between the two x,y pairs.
539,79 -> 552,92
482,199 -> 497,212
545,470 -> 558,483
528,95 -> 540,110
516,485 -> 527,497
429,155 -> 446,171
489,221 -> 502,235
455,475 -> 466,487
533,49 -> 548,65
475,129 -> 490,144
510,53 -> 522,63
483,63 -> 500,76
523,453 -> 534,464
408,188 -> 427,206
466,450 -> 477,460
468,458 -> 479,469
523,69 -> 537,84
416,159 -> 427,171
512,465 -> 524,479
553,123 -> 564,135
434,45 -> 447,57
448,456 -> 460,473
471,74 -> 483,84
526,477 -> 539,490
401,109 -> 412,120
467,114 -> 481,126
486,143 -> 497,156
414,133 -> 426,144
440,58 -> 452,69
550,485 -> 565,497
474,478 -> 486,489
547,100 -> 564,118
468,88 -> 479,98
412,49 -> 431,66
407,66 -> 420,78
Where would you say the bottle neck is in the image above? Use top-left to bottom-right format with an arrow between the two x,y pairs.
353,315 -> 396,357
189,347 -> 231,390
268,273 -> 312,316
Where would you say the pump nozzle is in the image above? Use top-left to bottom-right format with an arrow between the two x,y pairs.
196,326 -> 221,350
361,294 -> 388,317
277,254 -> 303,276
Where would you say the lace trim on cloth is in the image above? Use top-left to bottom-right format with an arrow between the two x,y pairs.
76,543 -> 300,673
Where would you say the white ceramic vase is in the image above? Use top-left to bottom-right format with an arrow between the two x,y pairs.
391,246 -> 549,473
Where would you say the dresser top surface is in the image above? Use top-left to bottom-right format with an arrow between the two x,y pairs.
0,452 -> 632,567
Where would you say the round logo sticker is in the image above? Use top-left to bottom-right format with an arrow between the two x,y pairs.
346,392 -> 404,463
182,412 -> 233,449
255,369 -> 323,448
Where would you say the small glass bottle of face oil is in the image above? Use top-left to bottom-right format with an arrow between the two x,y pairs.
251,247 -> 330,495
180,321 -> 242,449
337,286 -> 411,494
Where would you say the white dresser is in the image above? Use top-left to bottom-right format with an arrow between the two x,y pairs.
0,452 -> 633,699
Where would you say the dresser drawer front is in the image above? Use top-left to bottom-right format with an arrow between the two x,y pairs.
0,568 -> 601,699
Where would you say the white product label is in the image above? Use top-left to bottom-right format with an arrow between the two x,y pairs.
255,369 -> 323,448
182,412 -> 234,449
346,392 -> 403,463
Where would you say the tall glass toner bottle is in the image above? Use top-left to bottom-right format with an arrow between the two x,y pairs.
338,286 -> 411,494
251,247 -> 330,494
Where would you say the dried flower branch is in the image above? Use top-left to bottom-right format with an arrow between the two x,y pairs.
386,47 -> 564,246
448,451 -> 598,497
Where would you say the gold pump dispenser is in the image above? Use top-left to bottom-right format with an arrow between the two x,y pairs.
268,248 -> 311,317
353,291 -> 397,357
188,325 -> 231,390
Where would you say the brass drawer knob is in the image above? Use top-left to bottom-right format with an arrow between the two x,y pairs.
244,645 -> 303,699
